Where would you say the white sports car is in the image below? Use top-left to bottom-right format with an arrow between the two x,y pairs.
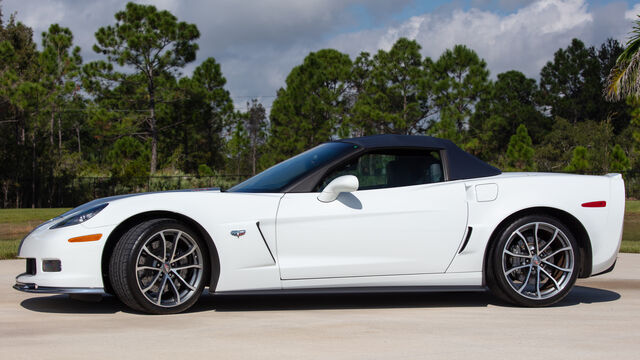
14,135 -> 625,314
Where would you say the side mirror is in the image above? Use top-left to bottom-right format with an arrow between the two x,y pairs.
317,175 -> 359,203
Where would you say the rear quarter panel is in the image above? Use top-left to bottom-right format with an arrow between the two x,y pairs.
447,173 -> 624,277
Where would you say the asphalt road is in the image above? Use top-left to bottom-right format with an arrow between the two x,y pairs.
0,254 -> 639,360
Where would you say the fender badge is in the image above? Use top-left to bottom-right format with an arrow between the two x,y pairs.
231,230 -> 246,238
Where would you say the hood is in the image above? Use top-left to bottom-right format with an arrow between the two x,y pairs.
54,187 -> 221,221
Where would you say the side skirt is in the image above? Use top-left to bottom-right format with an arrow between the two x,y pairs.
214,285 -> 487,296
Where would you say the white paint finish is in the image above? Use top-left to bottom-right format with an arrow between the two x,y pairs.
475,183 -> 498,202
282,271 -> 482,289
15,172 -> 625,293
276,182 -> 468,280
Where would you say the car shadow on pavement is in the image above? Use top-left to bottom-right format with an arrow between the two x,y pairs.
20,294 -> 128,314
193,291 -> 495,312
556,285 -> 621,306
19,285 -> 620,314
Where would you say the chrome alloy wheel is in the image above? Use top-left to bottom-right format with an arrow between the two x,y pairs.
501,222 -> 575,300
135,229 -> 204,308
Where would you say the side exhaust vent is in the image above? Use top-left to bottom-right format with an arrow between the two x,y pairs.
459,227 -> 473,254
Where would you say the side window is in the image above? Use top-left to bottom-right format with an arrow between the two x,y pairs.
316,149 -> 444,191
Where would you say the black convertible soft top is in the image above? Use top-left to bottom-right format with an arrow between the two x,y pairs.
338,134 -> 501,181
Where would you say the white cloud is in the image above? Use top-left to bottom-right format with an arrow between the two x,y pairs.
1,0 -> 639,110
625,2 -> 640,20
328,0 -> 601,79
1,0 -> 411,102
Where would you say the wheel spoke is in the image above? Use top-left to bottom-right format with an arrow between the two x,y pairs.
170,231 -> 182,263
536,268 -> 541,298
534,223 -> 540,255
172,245 -> 196,263
539,267 -> 560,290
142,246 -> 163,263
142,271 -> 163,293
160,232 -> 168,261
515,231 -> 532,256
505,264 -> 530,276
136,265 -> 161,272
504,250 -> 532,259
172,264 -> 202,271
539,228 -> 559,254
542,260 -> 572,273
167,276 -> 181,305
156,275 -> 168,305
518,265 -> 533,293
171,270 -> 195,291
542,246 -> 572,261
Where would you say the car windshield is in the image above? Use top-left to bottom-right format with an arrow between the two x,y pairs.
228,142 -> 356,193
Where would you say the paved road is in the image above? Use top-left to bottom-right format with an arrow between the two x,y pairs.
0,254 -> 638,360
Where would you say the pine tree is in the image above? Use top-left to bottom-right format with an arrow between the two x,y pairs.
350,38 -> 432,135
246,99 -> 267,175
471,70 -> 549,160
431,44 -> 490,136
610,144 -> 631,172
174,57 -> 233,173
91,2 -> 199,173
565,146 -> 590,173
40,24 -> 82,153
267,49 -> 352,165
506,124 -> 535,171
540,39 -> 604,124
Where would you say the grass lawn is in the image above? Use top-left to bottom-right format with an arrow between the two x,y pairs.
0,202 -> 639,259
621,200 -> 640,253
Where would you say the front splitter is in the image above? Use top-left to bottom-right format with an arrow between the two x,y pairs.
13,282 -> 105,294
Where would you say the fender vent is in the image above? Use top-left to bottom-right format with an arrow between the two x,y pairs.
256,222 -> 276,263
458,227 -> 473,254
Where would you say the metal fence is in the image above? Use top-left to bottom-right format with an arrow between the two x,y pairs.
0,175 -> 251,208
2,170 -> 639,209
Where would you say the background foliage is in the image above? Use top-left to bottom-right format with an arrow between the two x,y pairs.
0,2 -> 638,208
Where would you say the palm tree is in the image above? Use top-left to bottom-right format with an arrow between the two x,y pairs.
605,15 -> 640,101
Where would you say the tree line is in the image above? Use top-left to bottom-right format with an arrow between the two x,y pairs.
0,2 -> 636,208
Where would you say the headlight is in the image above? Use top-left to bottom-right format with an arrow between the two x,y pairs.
50,203 -> 108,229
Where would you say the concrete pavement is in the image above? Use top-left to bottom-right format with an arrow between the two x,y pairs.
0,254 -> 638,359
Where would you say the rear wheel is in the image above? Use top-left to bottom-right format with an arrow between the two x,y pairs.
109,219 -> 207,314
488,215 -> 579,307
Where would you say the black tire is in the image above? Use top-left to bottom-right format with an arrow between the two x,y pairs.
109,219 -> 208,314
487,214 -> 580,307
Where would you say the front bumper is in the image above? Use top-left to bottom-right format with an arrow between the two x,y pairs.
13,281 -> 105,294
16,223 -> 117,289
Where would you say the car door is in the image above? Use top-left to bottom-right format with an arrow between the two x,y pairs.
275,149 -> 468,280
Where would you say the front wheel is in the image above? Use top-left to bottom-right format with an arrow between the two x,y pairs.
109,219 -> 208,314
488,215 -> 579,307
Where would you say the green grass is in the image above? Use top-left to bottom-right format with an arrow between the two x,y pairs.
622,200 -> 640,253
1,203 -> 640,259
0,208 -> 70,223
0,208 -> 70,259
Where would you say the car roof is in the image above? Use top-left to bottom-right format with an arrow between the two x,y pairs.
338,134 -> 452,149
336,134 -> 501,181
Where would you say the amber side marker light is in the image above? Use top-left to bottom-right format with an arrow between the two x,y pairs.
68,234 -> 102,243
582,201 -> 606,208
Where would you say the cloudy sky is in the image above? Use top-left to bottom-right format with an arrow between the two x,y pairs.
2,0 -> 640,111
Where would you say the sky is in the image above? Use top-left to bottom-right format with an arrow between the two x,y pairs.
2,0 -> 640,112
